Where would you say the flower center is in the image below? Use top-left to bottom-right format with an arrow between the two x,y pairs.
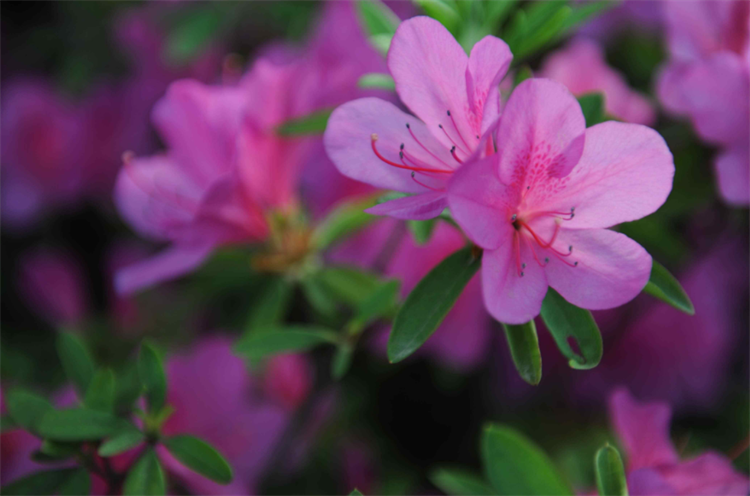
510,208 -> 578,277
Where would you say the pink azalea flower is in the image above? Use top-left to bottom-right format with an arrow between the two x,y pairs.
324,16 -> 512,220
609,388 -> 749,495
447,78 -> 674,324
657,0 -> 750,205
539,38 -> 656,125
262,354 -> 314,410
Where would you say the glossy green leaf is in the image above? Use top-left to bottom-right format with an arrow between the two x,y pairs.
2,468 -> 79,496
316,266 -> 384,307
430,467 -> 495,496
5,389 -> 53,434
138,342 -> 167,414
123,448 -> 166,496
516,6 -> 571,60
56,332 -> 95,396
413,0 -> 460,33
358,73 -> 396,91
502,321 -> 543,385
85,368 -> 115,413
234,326 -> 338,361
486,0 -> 519,28
595,444 -> 629,496
355,0 -> 399,55
57,468 -> 90,496
332,343 -> 355,380
482,424 -> 573,496
37,408 -> 129,441
408,219 -> 437,245
577,93 -> 606,127
99,429 -> 146,457
276,108 -> 333,136
350,280 -> 401,333
300,276 -> 339,317
540,288 -> 603,370
643,260 -> 694,314
313,194 -> 379,250
244,278 -> 293,334
388,246 -> 481,363
163,435 -> 233,484
114,361 -> 143,415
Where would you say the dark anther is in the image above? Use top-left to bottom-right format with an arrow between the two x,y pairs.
406,123 -> 410,129
400,143 -> 404,150
446,110 -> 451,116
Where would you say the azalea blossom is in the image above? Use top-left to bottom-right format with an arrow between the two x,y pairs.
609,388 -> 749,495
447,78 -> 674,324
324,16 -> 512,220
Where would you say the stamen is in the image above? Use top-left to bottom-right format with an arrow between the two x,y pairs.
406,123 -> 453,168
514,233 -> 524,277
450,146 -> 463,164
401,147 -> 452,174
372,135 -> 449,174
447,110 -> 471,153
438,124 -> 467,157
410,171 -> 444,192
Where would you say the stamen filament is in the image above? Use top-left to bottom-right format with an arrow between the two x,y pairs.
410,171 -> 445,192
447,110 -> 471,153
406,124 -> 453,168
371,135 -> 449,174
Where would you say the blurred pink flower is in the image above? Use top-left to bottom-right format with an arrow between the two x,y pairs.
539,39 -> 656,125
263,354 -> 314,411
657,0 -> 750,205
577,1 -> 663,41
448,78 -> 673,324
609,388 -> 749,495
324,16 -> 512,220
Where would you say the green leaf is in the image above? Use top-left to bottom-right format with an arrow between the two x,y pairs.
313,194 -> 379,250
486,0 -> 519,29
540,288 -> 603,370
482,424 -> 573,496
233,326 -> 338,362
39,440 -> 79,460
114,361 -> 143,415
388,246 -> 481,363
513,65 -> 534,87
37,408 -> 129,441
643,260 -> 694,315
595,444 -> 629,496
408,219 -> 437,245
244,278 -> 293,334
300,276 -> 340,317
2,468 -> 79,496
430,467 -> 495,495
57,468 -> 90,496
165,8 -> 222,65
99,429 -> 145,457
138,342 -> 167,414
349,280 -> 401,333
123,448 -> 166,496
355,0 -> 400,55
332,343 -> 355,380
85,368 -> 115,413
558,0 -> 615,38
276,108 -> 333,136
316,266 -> 384,307
5,389 -> 53,434
515,6 -> 571,60
502,321 -> 543,385
349,490 -> 364,496
358,73 -> 396,91
56,332 -> 95,396
577,93 -> 606,127
163,435 -> 233,484
413,0 -> 460,33
1,414 -> 18,432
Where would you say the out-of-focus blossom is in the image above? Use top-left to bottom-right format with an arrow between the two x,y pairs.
263,354 -> 314,411
325,16 -> 512,220
609,388 -> 749,495
578,1 -> 663,41
539,39 -> 656,125
339,441 -> 378,495
657,1 -> 750,205
17,247 -> 90,327
447,78 -> 673,324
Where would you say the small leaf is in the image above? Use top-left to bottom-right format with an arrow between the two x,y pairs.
482,424 -> 573,496
430,467 -> 495,496
349,279 -> 401,333
408,218 -> 437,245
276,108 -> 333,136
233,326 -> 338,362
643,260 -> 694,314
502,321 -> 542,385
300,277 -> 339,317
58,468 -> 90,496
163,435 -> 233,484
388,247 -> 480,363
595,444 -> 629,496
85,368 -> 115,413
39,440 -> 79,459
244,278 -> 293,334
56,332 -> 95,397
99,429 -> 145,457
114,361 -> 143,415
413,0 -> 460,33
138,342 -> 167,414
513,65 -> 534,87
2,468 -> 79,496
349,490 -> 364,496
358,73 -> 396,91
164,8 -> 222,65
123,448 -> 166,496
5,389 -> 53,434
355,0 -> 400,55
540,288 -> 603,370
332,343 -> 355,380
316,266 -> 384,307
313,194 -> 379,250
37,408 -> 129,441
577,93 -> 606,127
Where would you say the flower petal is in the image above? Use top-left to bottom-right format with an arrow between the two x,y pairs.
496,78 -> 586,184
481,238 -> 548,325
447,154 -> 515,250
536,121 -> 674,230
324,97 -> 453,193
365,192 -> 447,220
657,453 -> 750,496
715,144 -> 750,206
544,228 -> 651,310
466,35 -> 513,134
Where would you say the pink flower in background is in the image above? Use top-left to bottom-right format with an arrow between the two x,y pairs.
657,0 -> 750,205
539,39 -> 656,125
578,0 -> 663,41
448,78 -> 674,324
263,354 -> 314,410
609,388 -> 749,495
325,16 -> 512,220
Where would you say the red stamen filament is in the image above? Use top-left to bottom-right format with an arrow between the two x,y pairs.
406,124 -> 453,169
447,110 -> 471,153
401,147 -> 452,174
410,171 -> 444,192
450,146 -> 463,164
371,135 -> 449,174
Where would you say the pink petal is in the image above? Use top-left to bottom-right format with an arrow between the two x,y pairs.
496,78 -> 586,183
628,468 -> 677,496
324,97 -> 454,193
608,388 -> 678,472
544,228 -> 651,310
387,17 -> 475,147
114,243 -> 215,295
715,145 -> 750,206
535,121 -> 674,230
481,239 -> 548,325
365,192 -> 447,220
447,154 -> 515,250
466,36 -> 513,134
657,453 -> 750,496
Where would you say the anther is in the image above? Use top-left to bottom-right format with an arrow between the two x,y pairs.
568,245 -> 573,252
511,214 -> 517,222
574,261 -> 579,267
371,133 -> 379,141
446,110 -> 451,116
544,257 -> 550,263
520,271 -> 524,277
411,171 -> 415,178
405,123 -> 410,129
476,135 -> 480,139
438,124 -> 443,129
522,263 -> 527,269
399,151 -> 404,159
400,143 -> 404,150
526,186 -> 530,190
